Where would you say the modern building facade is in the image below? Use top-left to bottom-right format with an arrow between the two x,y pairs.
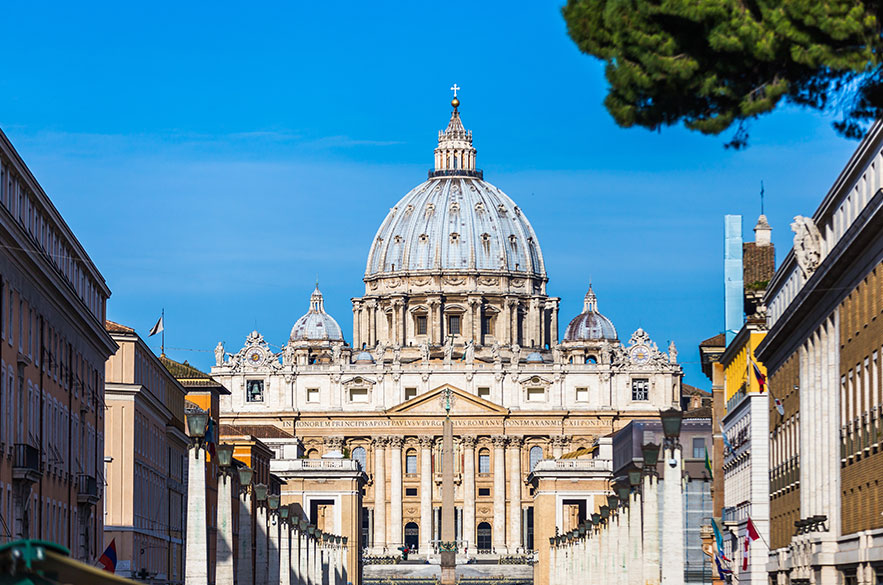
0,127 -> 115,562
758,121 -> 883,584
212,97 -> 685,578
104,321 -> 189,582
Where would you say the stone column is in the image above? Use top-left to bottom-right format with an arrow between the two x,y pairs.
507,437 -> 523,553
643,474 -> 660,585
492,435 -> 507,553
419,435 -> 434,553
429,299 -> 440,345
461,436 -> 476,551
389,436 -> 404,550
280,522 -> 291,585
628,490 -> 642,585
550,302 -> 559,345
269,514 -> 281,585
352,304 -> 360,350
661,445 -> 683,585
216,473 -> 235,585
185,444 -> 208,585
238,488 -> 253,585
255,504 -> 269,585
469,298 -> 480,342
298,530 -> 309,585
372,436 -> 388,553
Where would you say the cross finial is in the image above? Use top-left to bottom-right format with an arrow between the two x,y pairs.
450,84 -> 460,98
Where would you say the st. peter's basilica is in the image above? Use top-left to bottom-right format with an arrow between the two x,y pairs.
212,95 -> 682,563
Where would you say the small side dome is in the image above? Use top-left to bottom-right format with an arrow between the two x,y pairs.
354,351 -> 374,364
563,285 -> 618,342
525,351 -> 545,363
290,286 -> 345,342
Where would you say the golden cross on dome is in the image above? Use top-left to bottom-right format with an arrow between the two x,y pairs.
450,84 -> 460,98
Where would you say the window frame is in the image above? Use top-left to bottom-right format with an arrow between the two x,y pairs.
631,378 -> 650,401
245,379 -> 264,403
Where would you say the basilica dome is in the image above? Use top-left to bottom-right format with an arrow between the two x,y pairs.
290,286 -> 345,342
365,100 -> 545,278
563,286 -> 618,342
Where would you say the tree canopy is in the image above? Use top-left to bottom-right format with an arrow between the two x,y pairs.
562,0 -> 883,147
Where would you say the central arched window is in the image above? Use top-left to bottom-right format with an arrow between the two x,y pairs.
352,446 -> 366,471
529,446 -> 543,471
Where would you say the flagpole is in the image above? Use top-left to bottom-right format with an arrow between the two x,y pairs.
161,308 -> 165,357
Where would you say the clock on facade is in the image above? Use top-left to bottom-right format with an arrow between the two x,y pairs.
630,345 -> 650,365
245,347 -> 264,365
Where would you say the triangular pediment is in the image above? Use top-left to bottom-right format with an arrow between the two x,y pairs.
387,384 -> 509,416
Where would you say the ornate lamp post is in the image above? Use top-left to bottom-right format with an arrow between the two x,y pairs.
254,483 -> 269,585
268,493 -> 281,585
185,410 -> 209,585
659,408 -> 685,585
297,518 -> 309,585
236,466 -> 254,585
215,444 -> 236,585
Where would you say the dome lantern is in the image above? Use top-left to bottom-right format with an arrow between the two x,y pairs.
432,86 -> 481,178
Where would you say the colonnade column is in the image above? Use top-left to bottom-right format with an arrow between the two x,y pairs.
237,486 -> 253,585
372,436 -> 388,553
643,473 -> 660,585
255,502 -> 268,585
216,472 -> 234,585
280,522 -> 291,585
661,443 -> 684,585
461,436 -> 476,550
389,436 -> 404,550
507,436 -> 523,553
492,435 -> 507,553
298,529 -> 309,585
419,435 -> 434,553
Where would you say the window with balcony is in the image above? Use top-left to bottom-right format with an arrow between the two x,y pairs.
406,450 -> 417,474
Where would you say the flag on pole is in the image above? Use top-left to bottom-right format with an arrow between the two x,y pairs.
98,539 -> 117,573
716,554 -> 733,576
751,359 -> 766,392
719,421 -> 734,452
704,446 -> 713,480
743,516 -> 761,571
711,518 -> 725,555
148,315 -> 164,337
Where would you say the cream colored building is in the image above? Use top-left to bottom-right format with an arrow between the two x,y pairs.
214,97 -> 683,570
104,321 -> 189,583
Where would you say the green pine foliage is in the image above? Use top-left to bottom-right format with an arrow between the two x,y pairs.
562,0 -> 882,147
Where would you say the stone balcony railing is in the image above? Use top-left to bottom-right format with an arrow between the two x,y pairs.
274,458 -> 362,472
532,458 -> 612,472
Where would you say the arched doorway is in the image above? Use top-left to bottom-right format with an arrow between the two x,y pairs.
476,522 -> 492,552
404,522 -> 419,551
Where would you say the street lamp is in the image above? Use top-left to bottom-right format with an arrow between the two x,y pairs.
591,513 -> 601,526
238,466 -> 254,490
216,443 -> 234,469
660,407 -> 684,445
186,411 -> 208,441
279,505 -> 290,521
268,494 -> 281,511
606,494 -> 619,510
600,506 -> 609,520
617,486 -> 630,505
628,469 -> 642,488
254,483 -> 269,504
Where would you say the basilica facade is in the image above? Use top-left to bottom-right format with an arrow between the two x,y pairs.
213,97 -> 682,560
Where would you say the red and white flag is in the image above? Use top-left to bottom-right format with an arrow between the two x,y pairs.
751,359 -> 766,392
742,517 -> 760,571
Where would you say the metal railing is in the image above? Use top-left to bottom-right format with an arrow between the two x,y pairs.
13,444 -> 40,474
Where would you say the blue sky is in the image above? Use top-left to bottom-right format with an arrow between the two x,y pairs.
0,1 -> 860,388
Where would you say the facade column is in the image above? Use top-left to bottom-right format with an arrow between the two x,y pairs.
389,436 -> 404,550
238,488 -> 253,585
550,302 -> 559,345
660,445 -> 683,585
298,530 -> 309,585
528,298 -> 540,347
643,474 -> 660,585
628,490 -> 643,585
428,299 -> 440,345
352,304 -> 360,350
185,444 -> 208,585
492,435 -> 507,553
255,503 -> 269,585
372,436 -> 388,553
280,522 -> 291,585
461,436 -> 476,551
500,297 -> 511,344
419,435 -> 434,554
507,437 -> 523,553
216,472 -> 235,585
269,514 -> 281,585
